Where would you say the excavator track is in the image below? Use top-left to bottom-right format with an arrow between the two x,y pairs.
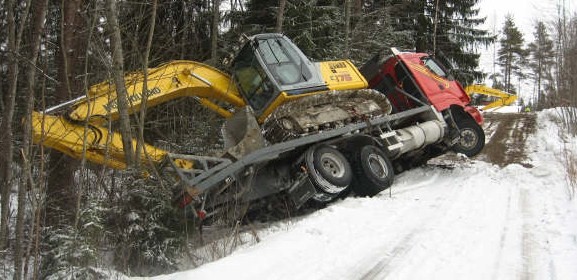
263,89 -> 393,143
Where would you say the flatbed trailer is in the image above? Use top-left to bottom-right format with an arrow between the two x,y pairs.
167,104 -> 447,218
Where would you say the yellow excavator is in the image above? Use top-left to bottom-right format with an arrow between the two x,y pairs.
33,34 -> 386,170
33,33 -> 485,214
464,84 -> 518,111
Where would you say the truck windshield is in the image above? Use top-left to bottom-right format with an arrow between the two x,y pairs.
232,44 -> 276,110
422,57 -> 448,78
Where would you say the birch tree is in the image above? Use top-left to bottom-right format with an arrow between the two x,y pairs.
136,0 -> 158,171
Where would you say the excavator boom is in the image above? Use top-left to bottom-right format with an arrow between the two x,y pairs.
465,84 -> 518,111
66,60 -> 245,122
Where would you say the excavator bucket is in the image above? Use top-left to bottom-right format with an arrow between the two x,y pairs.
221,106 -> 266,160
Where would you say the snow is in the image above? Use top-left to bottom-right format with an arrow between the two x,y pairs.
138,109 -> 577,280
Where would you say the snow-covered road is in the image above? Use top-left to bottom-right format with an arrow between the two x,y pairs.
142,109 -> 577,280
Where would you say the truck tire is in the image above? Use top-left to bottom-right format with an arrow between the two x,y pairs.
453,117 -> 485,157
306,145 -> 352,202
350,145 -> 394,196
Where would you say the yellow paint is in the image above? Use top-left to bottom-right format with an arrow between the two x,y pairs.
69,61 -> 245,123
406,61 -> 451,89
33,58 -> 371,169
465,84 -> 518,110
318,60 -> 368,90
33,60 -> 241,170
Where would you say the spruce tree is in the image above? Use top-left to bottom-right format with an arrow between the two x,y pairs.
527,21 -> 555,109
347,0 -> 414,64
243,0 -> 280,33
238,0 -> 411,64
390,0 -> 493,84
497,15 -> 526,93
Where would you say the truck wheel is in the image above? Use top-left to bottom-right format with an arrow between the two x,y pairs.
350,145 -> 394,196
453,117 -> 485,157
306,145 -> 352,202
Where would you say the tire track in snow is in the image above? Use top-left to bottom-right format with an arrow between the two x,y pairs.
489,186 -> 536,280
521,188 -> 536,280
490,186 -> 514,280
358,229 -> 422,280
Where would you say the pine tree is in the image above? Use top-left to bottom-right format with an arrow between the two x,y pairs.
497,15 -> 526,93
527,21 -> 555,109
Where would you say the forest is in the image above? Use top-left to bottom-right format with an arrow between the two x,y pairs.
0,0 -> 576,278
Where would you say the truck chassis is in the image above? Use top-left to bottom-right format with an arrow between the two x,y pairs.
167,104 -> 449,219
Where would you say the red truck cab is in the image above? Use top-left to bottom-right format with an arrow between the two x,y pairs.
360,48 -> 485,158
361,49 -> 483,126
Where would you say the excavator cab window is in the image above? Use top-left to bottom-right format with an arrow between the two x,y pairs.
232,34 -> 327,113
232,43 -> 276,111
255,38 -> 312,85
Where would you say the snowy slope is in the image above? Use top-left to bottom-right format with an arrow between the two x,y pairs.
139,109 -> 577,280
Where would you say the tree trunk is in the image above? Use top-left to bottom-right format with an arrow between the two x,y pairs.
211,0 -> 220,62
136,0 -> 158,171
0,0 -> 31,250
105,0 -> 135,168
14,0 -> 49,277
415,1 -> 428,53
276,0 -> 286,33
344,0 -> 351,57
353,0 -> 362,18
45,0 -> 87,227
432,0 -> 440,54
0,0 -> 16,251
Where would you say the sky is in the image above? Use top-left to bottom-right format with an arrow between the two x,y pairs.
477,0 -> 575,100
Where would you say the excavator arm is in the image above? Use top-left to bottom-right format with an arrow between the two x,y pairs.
65,60 -> 245,122
33,61 -> 247,169
464,84 -> 518,111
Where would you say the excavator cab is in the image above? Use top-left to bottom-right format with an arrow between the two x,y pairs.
230,34 -> 327,117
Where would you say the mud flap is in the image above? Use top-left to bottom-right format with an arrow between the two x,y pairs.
222,106 -> 266,160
